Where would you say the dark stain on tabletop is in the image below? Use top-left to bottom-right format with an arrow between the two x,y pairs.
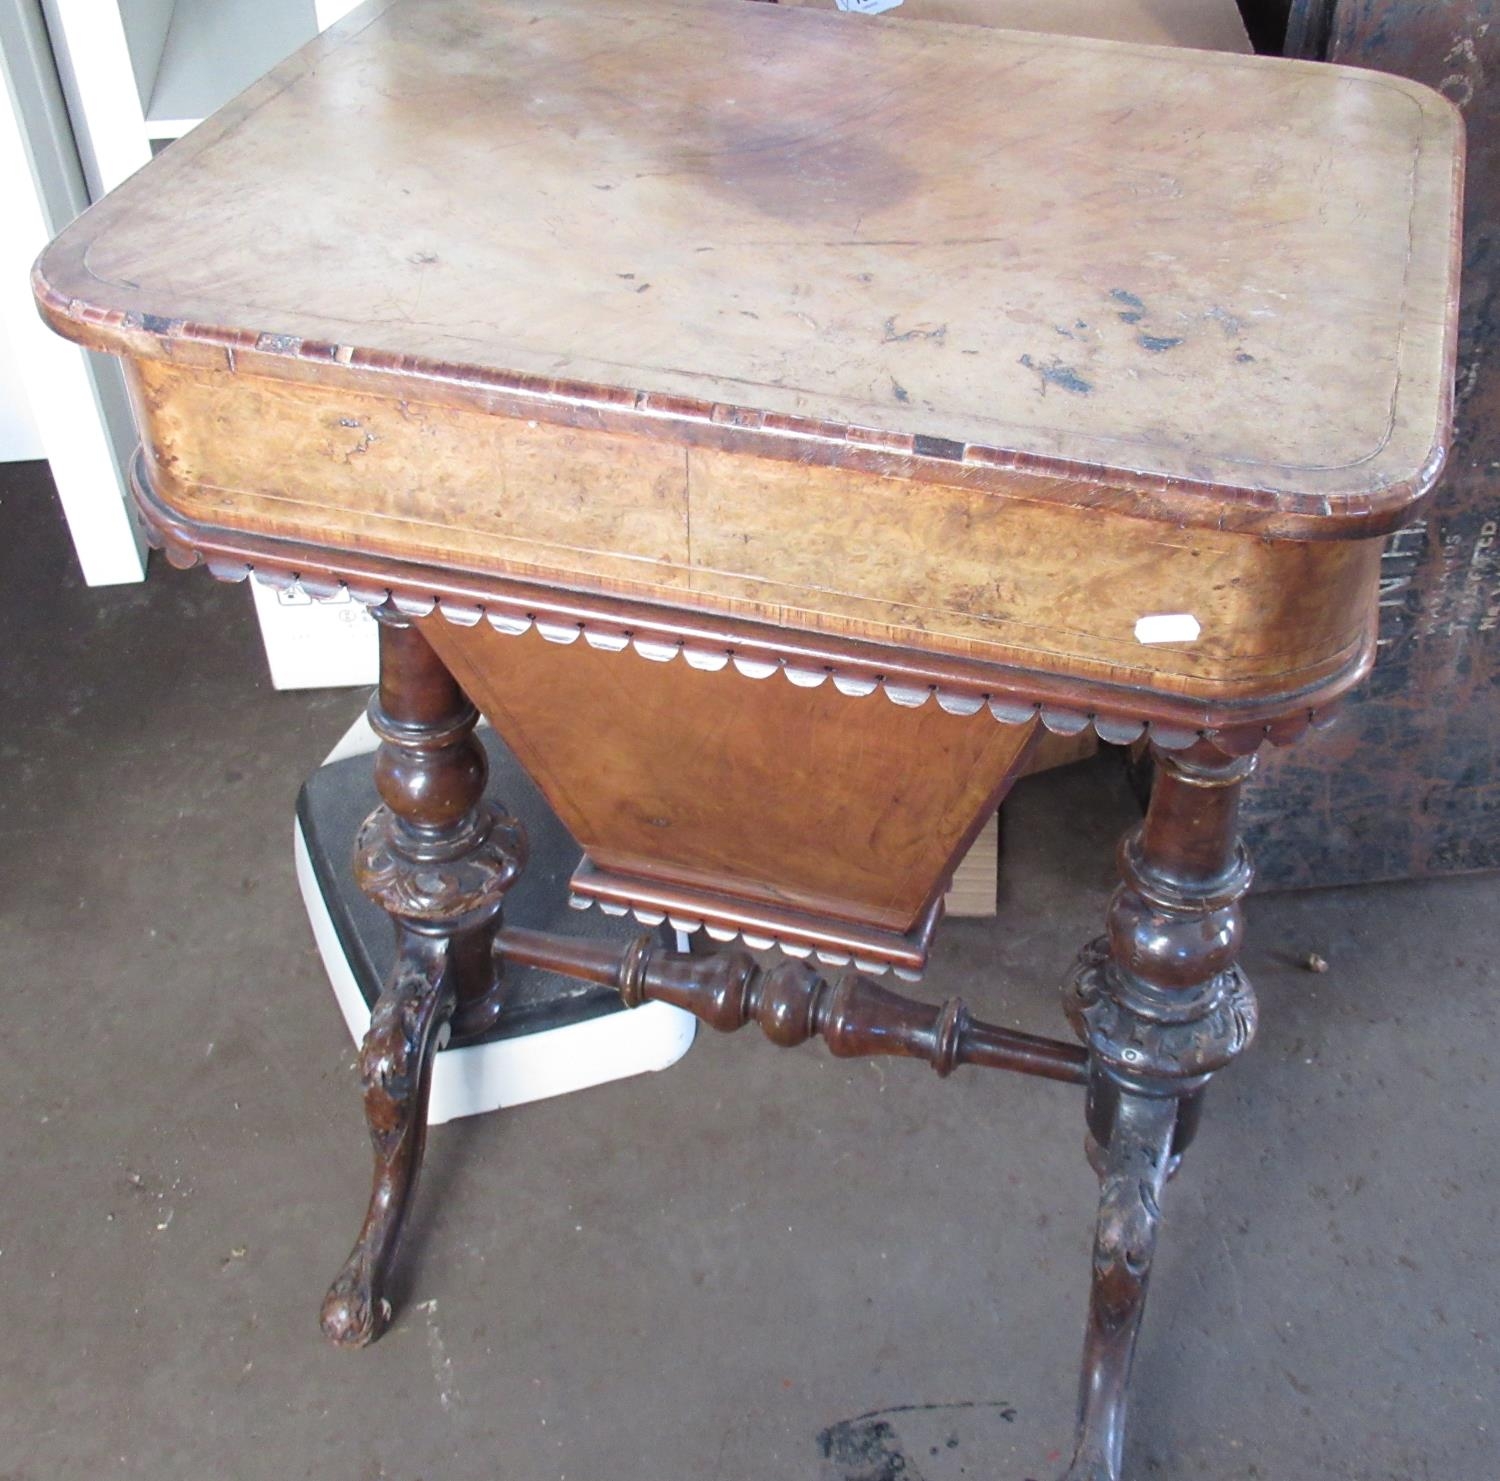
1137,333 -> 1183,353
691,124 -> 920,226
1019,353 -> 1092,395
1205,305 -> 1242,336
883,316 -> 948,346
1110,287 -> 1146,323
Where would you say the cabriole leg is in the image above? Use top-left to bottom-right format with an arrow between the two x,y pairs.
1060,740 -> 1259,1479
319,609 -> 525,1348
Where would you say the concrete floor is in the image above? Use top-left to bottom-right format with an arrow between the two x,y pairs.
2,464 -> 1496,1481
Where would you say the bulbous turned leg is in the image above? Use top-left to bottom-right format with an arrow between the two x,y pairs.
320,609 -> 524,1349
1059,741 -> 1260,1480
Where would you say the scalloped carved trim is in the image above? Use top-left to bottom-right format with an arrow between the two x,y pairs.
140,493 -> 1330,755
564,892 -> 924,980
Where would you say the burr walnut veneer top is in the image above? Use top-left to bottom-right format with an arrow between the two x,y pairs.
35,0 -> 1463,535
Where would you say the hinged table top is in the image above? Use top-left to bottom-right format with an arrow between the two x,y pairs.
36,0 -> 1462,533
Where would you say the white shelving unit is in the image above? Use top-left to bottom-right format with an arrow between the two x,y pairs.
45,0 -> 365,187
42,0 -> 375,681
148,0 -> 333,139
47,0 -> 366,191
1,0 -> 144,583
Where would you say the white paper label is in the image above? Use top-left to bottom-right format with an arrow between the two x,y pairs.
1134,613 -> 1201,645
836,0 -> 904,13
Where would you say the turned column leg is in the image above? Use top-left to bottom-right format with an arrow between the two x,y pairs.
1059,740 -> 1259,1480
320,610 -> 525,1348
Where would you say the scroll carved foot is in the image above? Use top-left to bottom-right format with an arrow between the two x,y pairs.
1062,1093 -> 1177,1481
321,932 -> 454,1348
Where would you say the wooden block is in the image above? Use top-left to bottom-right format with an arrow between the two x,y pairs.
945,811 -> 999,917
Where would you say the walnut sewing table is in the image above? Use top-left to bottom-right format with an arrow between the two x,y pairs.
34,1 -> 1463,1475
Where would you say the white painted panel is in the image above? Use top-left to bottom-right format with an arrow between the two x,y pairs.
146,0 -> 317,138
314,0 -> 365,29
249,579 -> 379,691
39,0 -> 150,195
0,319 -> 42,460
0,0 -> 145,582
117,0 -> 175,106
